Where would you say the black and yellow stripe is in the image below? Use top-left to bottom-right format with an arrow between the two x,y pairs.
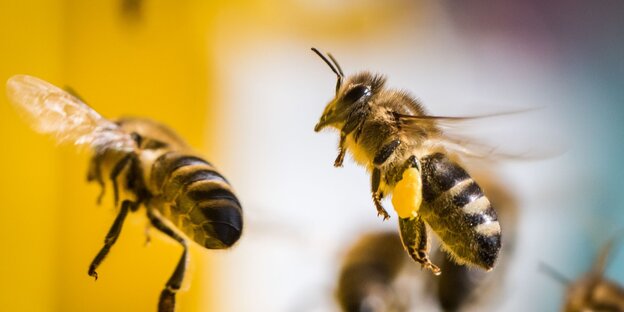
151,152 -> 242,249
418,153 -> 501,269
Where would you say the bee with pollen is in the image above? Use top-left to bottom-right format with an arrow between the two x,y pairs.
312,48 -> 502,275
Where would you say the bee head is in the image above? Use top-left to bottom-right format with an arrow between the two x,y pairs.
311,48 -> 385,132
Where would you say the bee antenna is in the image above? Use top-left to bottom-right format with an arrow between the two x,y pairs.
327,53 -> 344,77
593,230 -> 624,275
539,261 -> 570,286
311,47 -> 343,94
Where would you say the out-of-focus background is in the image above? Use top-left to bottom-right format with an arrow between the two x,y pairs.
1,1 -> 623,311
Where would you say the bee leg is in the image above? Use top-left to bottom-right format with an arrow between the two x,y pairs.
372,168 -> 391,220
405,155 -> 419,170
109,154 -> 134,206
88,200 -> 133,280
373,139 -> 401,166
87,153 -> 106,205
398,216 -> 441,275
369,140 -> 402,220
147,210 -> 188,312
336,110 -> 366,167
334,133 -> 346,167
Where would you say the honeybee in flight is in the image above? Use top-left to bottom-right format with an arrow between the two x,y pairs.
6,75 -> 243,312
312,48 -> 501,274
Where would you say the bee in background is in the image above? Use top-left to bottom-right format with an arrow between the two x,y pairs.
120,0 -> 143,21
542,236 -> 624,312
6,75 -> 243,312
312,48 -> 501,274
335,231 -> 408,312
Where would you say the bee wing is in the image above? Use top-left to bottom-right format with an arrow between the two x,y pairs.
395,108 -> 564,162
6,75 -> 135,153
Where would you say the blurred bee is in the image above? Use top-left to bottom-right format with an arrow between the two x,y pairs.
312,48 -> 501,274
6,75 -> 243,312
120,0 -> 142,21
335,231 -> 408,312
543,236 -> 624,312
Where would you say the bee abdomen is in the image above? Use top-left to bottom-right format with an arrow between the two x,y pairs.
151,152 -> 214,189
419,153 -> 501,269
182,182 -> 242,248
152,152 -> 243,249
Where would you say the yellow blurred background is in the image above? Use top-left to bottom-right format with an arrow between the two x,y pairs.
1,1 -> 218,311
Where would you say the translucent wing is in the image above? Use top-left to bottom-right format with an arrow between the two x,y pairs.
396,108 -> 565,162
6,75 -> 135,153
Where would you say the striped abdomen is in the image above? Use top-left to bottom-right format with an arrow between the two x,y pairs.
418,153 -> 500,269
151,152 -> 243,249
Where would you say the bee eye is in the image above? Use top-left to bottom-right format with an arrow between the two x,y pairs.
343,85 -> 371,103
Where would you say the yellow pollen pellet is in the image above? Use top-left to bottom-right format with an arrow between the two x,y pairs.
391,168 -> 423,219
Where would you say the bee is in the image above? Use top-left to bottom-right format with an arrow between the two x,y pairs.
312,48 -> 501,274
335,231 -> 408,312
6,75 -> 243,312
120,0 -> 142,22
543,236 -> 624,312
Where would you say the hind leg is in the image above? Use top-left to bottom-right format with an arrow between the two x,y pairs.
398,216 -> 440,275
147,209 -> 188,312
